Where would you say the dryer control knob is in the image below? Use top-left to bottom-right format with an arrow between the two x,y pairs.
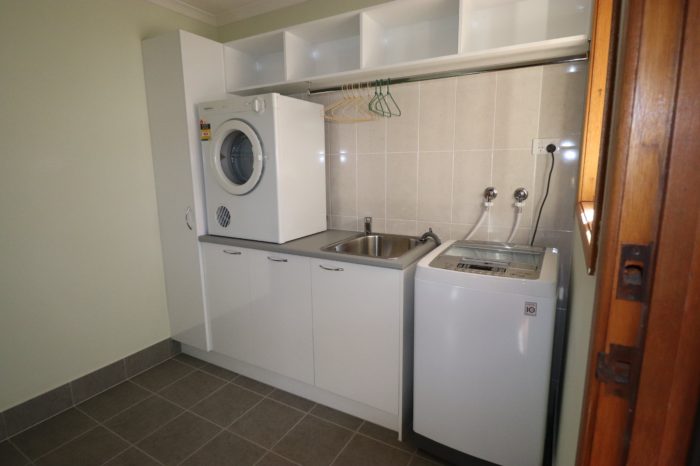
252,98 -> 265,113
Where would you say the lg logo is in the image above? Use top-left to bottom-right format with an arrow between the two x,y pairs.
524,302 -> 537,316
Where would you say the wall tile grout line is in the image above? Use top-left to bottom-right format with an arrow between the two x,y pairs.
449,77 -> 458,226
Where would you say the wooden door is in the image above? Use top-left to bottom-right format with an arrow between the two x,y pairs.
576,0 -> 700,464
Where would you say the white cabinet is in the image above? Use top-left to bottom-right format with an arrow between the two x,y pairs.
202,243 -> 253,363
202,245 -> 314,384
199,242 -> 414,431
142,30 -> 227,350
311,259 -> 402,414
248,250 -> 314,384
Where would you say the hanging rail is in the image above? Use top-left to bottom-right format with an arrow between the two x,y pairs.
307,54 -> 587,95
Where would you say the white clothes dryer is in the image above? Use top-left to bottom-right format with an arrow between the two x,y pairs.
198,94 -> 326,243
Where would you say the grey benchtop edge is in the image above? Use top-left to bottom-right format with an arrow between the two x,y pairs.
199,229 -> 435,270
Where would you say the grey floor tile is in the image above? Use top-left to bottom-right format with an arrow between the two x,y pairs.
71,360 -> 126,404
334,435 -> 412,466
410,453 -> 450,466
3,385 -> 73,437
181,431 -> 265,466
104,447 -> 161,466
138,412 -> 220,466
256,452 -> 298,466
269,390 -> 315,412
78,381 -> 149,422
173,353 -> 207,368
199,363 -> 239,381
233,376 -> 274,395
273,416 -> 352,466
191,384 -> 262,427
106,396 -> 183,443
11,408 -> 96,459
159,371 -> 226,408
35,426 -> 127,466
359,422 -> 415,452
130,359 -> 193,392
229,399 -> 304,448
310,405 -> 363,430
125,339 -> 177,377
0,441 -> 30,466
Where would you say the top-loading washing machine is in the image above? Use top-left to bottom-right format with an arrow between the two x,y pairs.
413,240 -> 558,466
198,93 -> 326,243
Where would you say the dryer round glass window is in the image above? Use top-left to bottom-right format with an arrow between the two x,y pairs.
220,131 -> 254,185
210,119 -> 263,196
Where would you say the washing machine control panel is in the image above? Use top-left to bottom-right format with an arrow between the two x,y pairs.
429,241 -> 544,279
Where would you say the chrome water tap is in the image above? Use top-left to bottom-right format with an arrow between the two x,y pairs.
419,228 -> 441,245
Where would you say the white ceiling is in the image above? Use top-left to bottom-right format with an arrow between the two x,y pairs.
147,0 -> 308,26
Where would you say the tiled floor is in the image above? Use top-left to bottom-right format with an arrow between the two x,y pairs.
0,354 -> 448,466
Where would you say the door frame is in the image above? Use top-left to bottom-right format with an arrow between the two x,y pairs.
576,0 -> 700,464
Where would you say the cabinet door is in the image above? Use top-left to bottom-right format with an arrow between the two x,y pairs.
142,31 -> 226,350
249,250 -> 314,384
202,243 -> 253,363
311,259 -> 401,414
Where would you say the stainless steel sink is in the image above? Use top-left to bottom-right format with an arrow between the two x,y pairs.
322,233 -> 424,259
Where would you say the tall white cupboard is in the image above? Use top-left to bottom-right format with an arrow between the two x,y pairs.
142,30 -> 227,350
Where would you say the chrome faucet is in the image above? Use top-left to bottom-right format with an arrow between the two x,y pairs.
419,228 -> 441,245
364,217 -> 372,235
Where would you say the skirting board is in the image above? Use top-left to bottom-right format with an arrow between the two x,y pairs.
0,338 -> 180,441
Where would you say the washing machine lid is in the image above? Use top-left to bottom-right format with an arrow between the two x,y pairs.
210,119 -> 263,196
429,240 -> 545,279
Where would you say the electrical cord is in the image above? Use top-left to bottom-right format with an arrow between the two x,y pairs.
530,144 -> 556,246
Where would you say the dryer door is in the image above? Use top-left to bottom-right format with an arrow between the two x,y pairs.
210,119 -> 263,195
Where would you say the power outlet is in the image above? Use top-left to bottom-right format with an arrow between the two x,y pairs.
532,138 -> 560,155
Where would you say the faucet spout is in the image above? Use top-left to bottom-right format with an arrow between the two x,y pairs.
419,227 -> 441,246
364,217 -> 372,235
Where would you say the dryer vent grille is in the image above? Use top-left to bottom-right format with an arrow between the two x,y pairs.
216,206 -> 231,228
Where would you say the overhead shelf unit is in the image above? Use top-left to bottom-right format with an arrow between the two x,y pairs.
224,32 -> 286,90
286,14 -> 362,80
223,0 -> 592,95
361,0 -> 462,68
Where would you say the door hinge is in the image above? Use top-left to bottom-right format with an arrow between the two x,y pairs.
617,243 -> 651,302
596,344 -> 640,399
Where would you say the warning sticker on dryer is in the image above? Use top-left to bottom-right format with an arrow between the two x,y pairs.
200,120 -> 211,141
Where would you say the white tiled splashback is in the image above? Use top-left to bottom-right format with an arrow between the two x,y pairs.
305,61 -> 588,301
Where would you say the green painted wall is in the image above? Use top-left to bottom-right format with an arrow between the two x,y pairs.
218,0 -> 391,42
0,0 -> 216,411
555,232 -> 597,465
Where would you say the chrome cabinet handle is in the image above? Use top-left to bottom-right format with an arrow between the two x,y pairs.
267,256 -> 288,262
319,265 -> 344,271
185,207 -> 193,231
223,249 -> 242,255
